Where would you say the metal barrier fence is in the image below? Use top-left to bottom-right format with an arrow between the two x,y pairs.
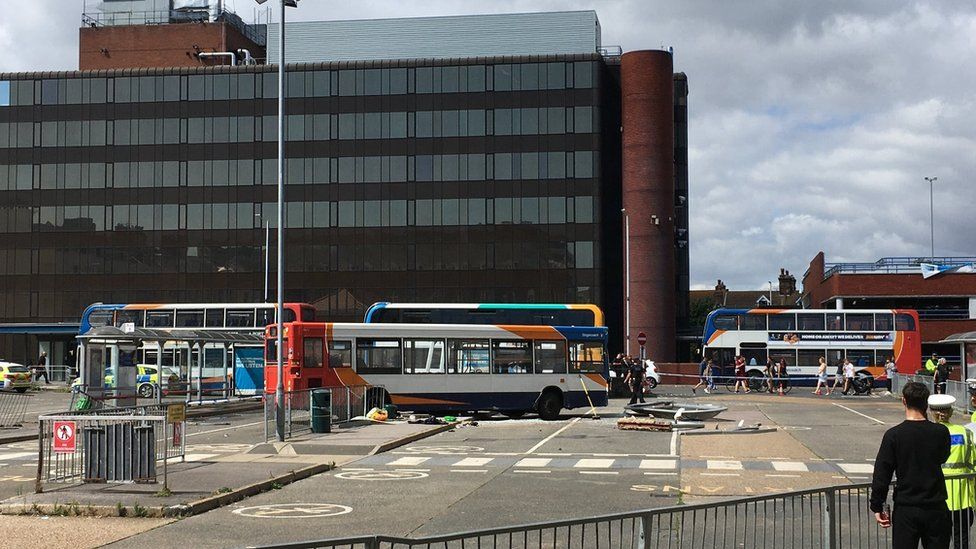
263,386 -> 387,442
0,391 -> 30,427
36,410 -> 186,492
892,373 -> 972,414
251,476 -> 976,549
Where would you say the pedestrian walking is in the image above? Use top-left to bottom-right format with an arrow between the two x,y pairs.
692,355 -> 709,394
929,394 -> 976,549
733,355 -> 750,393
705,359 -> 716,393
885,356 -> 897,394
814,356 -> 829,395
33,351 -> 49,384
624,355 -> 646,405
764,358 -> 776,394
828,358 -> 844,396
776,358 -> 789,396
870,381 -> 951,549
843,358 -> 856,395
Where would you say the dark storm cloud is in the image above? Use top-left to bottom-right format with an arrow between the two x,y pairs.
3,1 -> 973,289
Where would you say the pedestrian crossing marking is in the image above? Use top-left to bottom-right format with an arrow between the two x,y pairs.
515,458 -> 551,468
388,457 -> 430,467
574,458 -> 615,469
639,459 -> 677,470
453,457 -> 493,467
838,463 -> 874,474
772,461 -> 808,472
706,460 -> 743,470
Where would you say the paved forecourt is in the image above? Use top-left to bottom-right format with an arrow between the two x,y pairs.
107,391 -> 911,547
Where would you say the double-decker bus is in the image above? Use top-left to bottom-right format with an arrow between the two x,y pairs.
265,321 -> 609,420
702,308 -> 921,386
78,302 -> 315,395
364,303 -> 604,327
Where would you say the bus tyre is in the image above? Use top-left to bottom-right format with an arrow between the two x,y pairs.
536,391 -> 562,421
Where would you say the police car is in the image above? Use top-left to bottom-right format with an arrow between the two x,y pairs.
0,360 -> 32,393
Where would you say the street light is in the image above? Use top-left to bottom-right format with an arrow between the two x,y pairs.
924,176 -> 938,258
255,212 -> 269,302
621,208 -> 631,356
256,0 -> 299,442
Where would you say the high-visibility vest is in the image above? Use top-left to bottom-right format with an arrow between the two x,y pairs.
971,410 -> 976,424
926,359 -> 937,373
941,422 -> 975,511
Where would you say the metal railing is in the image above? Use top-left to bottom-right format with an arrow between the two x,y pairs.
823,256 -> 976,278
0,391 -> 30,427
892,373 -> 972,414
263,385 -> 387,442
36,409 -> 185,492
81,8 -> 266,46
251,476 -> 976,549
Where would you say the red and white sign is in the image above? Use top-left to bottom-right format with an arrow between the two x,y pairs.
53,421 -> 76,453
172,423 -> 182,447
637,332 -> 647,346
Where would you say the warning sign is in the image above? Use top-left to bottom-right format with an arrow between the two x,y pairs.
167,403 -> 186,424
53,421 -> 76,453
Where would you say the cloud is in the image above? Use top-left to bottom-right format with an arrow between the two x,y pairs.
1,0 -> 974,290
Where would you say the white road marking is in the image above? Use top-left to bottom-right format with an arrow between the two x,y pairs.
574,458 -> 615,469
766,474 -> 801,478
832,403 -> 885,425
484,452 -> 520,456
0,452 -> 36,460
452,457 -> 493,467
707,460 -> 743,470
670,431 -> 679,456
593,453 -> 628,457
643,472 -> 678,476
388,457 -> 431,467
639,459 -> 677,470
183,453 -> 220,462
392,468 -> 430,472
188,420 -> 266,437
515,458 -> 552,468
772,461 -> 809,472
839,463 -> 875,474
524,417 -> 581,454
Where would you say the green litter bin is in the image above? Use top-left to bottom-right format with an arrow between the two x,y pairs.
310,389 -> 332,434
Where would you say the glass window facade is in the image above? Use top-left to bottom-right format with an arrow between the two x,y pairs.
0,55 -> 610,327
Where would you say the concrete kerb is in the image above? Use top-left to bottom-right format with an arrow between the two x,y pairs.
0,419 -> 457,519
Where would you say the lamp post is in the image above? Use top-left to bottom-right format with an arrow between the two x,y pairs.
924,176 -> 938,258
621,208 -> 631,356
255,212 -> 269,302
256,0 -> 298,442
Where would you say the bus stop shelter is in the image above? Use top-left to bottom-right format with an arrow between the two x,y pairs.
940,331 -> 976,381
77,326 -> 266,406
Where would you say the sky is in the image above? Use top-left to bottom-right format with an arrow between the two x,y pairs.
1,1 -> 973,291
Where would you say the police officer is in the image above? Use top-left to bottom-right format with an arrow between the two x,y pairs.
930,394 -> 975,549
623,355 -> 646,405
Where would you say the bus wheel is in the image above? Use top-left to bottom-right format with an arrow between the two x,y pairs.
536,390 -> 563,421
502,410 -> 526,419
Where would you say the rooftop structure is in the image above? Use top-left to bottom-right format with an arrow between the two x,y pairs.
267,11 -> 602,63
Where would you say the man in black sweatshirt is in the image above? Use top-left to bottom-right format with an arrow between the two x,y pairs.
870,381 -> 952,548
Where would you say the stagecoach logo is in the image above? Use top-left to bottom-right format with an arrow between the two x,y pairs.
768,332 -> 891,344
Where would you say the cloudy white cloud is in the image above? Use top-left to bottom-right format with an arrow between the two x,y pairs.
2,1 -> 972,291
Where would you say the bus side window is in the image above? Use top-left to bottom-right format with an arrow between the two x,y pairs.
328,341 -> 352,368
534,340 -> 567,374
205,308 -> 224,327
404,339 -> 445,374
569,342 -> 604,373
355,339 -> 402,374
875,313 -> 894,331
492,340 -> 532,374
304,337 -> 323,368
448,339 -> 490,374
714,315 -> 737,330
